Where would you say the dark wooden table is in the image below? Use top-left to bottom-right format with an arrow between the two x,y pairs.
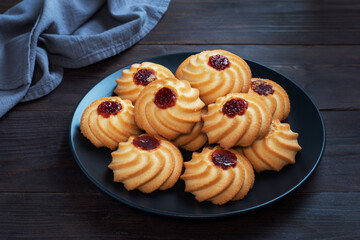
1,0 -> 359,239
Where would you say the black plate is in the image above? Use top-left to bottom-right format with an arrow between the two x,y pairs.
69,52 -> 325,218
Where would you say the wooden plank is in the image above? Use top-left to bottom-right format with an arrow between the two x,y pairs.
0,111 -> 94,193
8,44 -> 360,112
0,192 -> 358,239
0,0 -> 358,239
141,0 -> 360,45
0,110 -> 359,193
1,0 -> 360,45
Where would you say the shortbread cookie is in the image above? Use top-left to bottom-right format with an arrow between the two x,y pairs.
172,109 -> 207,151
181,146 -> 255,205
134,78 -> 205,140
243,119 -> 301,173
202,93 -> 271,148
175,50 -> 251,105
114,62 -> 175,104
249,78 -> 290,120
80,97 -> 141,150
108,135 -> 183,193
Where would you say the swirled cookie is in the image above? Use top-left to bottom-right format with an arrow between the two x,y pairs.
134,78 -> 205,140
175,50 -> 252,105
114,62 -> 175,104
249,78 -> 290,120
172,109 -> 207,151
181,146 -> 255,205
80,97 -> 141,150
108,135 -> 183,193
243,119 -> 301,173
202,93 -> 271,148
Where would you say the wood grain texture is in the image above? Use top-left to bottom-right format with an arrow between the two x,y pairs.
0,192 -> 358,239
2,0 -> 360,45
0,0 -> 359,239
141,0 -> 360,45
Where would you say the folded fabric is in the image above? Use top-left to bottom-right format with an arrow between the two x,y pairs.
0,0 -> 170,118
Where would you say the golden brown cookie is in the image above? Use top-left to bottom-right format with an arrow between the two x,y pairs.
172,109 -> 208,151
80,97 -> 141,150
202,93 -> 271,148
243,119 -> 301,173
108,134 -> 183,193
114,62 -> 175,104
175,50 -> 251,105
249,78 -> 290,120
181,146 -> 255,205
134,78 -> 205,140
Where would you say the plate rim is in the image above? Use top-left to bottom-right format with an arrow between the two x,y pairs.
69,51 -> 326,218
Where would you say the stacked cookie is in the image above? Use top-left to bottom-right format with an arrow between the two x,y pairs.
80,50 -> 301,205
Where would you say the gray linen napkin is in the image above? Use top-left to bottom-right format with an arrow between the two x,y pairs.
0,0 -> 170,117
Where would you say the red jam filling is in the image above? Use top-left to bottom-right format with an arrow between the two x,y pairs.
208,55 -> 230,70
133,68 -> 157,86
154,87 -> 177,109
222,98 -> 248,118
97,100 -> 122,118
211,149 -> 237,169
251,80 -> 274,96
132,135 -> 160,151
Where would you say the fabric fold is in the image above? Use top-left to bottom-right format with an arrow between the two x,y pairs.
0,0 -> 170,117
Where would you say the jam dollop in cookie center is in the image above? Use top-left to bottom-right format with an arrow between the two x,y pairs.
154,87 -> 177,109
97,100 -> 122,118
132,135 -> 160,151
134,68 -> 157,86
208,54 -> 230,70
211,149 -> 237,169
251,80 -> 274,96
222,98 -> 248,117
